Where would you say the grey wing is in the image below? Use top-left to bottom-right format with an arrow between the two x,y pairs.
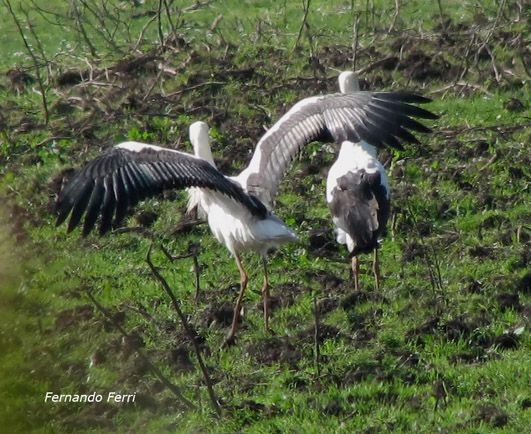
238,91 -> 437,206
55,143 -> 267,236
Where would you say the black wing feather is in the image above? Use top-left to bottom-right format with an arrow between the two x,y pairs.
112,170 -> 129,226
82,178 -> 105,236
65,181 -> 92,233
99,176 -> 116,236
55,144 -> 267,236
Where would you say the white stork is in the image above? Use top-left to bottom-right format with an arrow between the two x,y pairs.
55,86 -> 436,342
185,121 -> 297,340
326,71 -> 423,291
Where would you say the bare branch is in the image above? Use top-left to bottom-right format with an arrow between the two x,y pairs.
71,0 -> 98,57
388,0 -> 400,33
163,0 -> 178,40
84,288 -> 197,410
20,6 -> 51,78
146,242 -> 221,417
4,0 -> 49,125
293,0 -> 311,51
181,0 -> 216,13
164,81 -> 225,98
210,14 -> 223,33
134,9 -> 160,51
157,0 -> 165,50
351,12 -> 360,70
76,0 -> 122,54
429,81 -> 493,97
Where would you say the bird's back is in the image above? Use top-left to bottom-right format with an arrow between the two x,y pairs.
327,142 -> 390,256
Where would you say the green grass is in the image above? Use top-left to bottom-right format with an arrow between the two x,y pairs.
1,0 -> 530,432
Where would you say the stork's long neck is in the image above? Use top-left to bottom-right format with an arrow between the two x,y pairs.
339,71 -> 360,93
190,123 -> 216,168
338,73 -> 378,157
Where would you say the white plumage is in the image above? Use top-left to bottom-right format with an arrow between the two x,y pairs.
187,123 -> 296,256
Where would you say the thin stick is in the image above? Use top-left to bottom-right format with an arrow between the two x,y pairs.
159,243 -> 201,302
84,289 -> 196,410
436,0 -> 446,33
164,81 -> 225,97
143,65 -> 166,102
293,0 -> 311,51
78,0 -> 121,53
181,0 -> 216,13
351,12 -> 360,71
429,81 -> 493,97
405,205 -> 446,308
20,6 -> 51,78
481,42 -> 501,82
160,244 -> 194,261
435,121 -> 531,137
313,293 -> 321,376
4,0 -> 49,125
157,0 -> 165,50
134,10 -> 160,51
163,0 -> 178,40
192,254 -> 201,303
388,0 -> 400,33
70,0 -> 98,57
120,303 -> 163,329
210,14 -> 224,33
146,242 -> 221,416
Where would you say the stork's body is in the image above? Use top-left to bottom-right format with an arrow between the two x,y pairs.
327,71 -> 391,290
55,85 -> 436,342
198,190 -> 296,340
326,139 -> 390,290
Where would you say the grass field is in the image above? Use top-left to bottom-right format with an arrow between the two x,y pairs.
1,0 -> 530,432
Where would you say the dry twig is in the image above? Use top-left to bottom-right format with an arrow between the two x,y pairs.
351,13 -> 361,71
159,242 -> 201,302
4,0 -> 49,124
429,81 -> 493,97
182,0 -> 216,13
293,0 -> 311,51
146,242 -> 221,416
85,288 -> 197,410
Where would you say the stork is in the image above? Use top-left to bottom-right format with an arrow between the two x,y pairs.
326,71 -> 420,290
185,122 -> 297,340
55,86 -> 436,342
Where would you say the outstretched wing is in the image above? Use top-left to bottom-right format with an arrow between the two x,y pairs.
235,91 -> 437,206
55,142 -> 267,236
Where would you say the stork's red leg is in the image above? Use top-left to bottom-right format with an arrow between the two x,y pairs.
351,256 -> 359,291
373,249 -> 381,291
261,256 -> 270,332
225,254 -> 248,343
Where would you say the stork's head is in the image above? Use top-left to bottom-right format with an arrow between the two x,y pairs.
189,121 -> 216,168
338,71 -> 360,94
